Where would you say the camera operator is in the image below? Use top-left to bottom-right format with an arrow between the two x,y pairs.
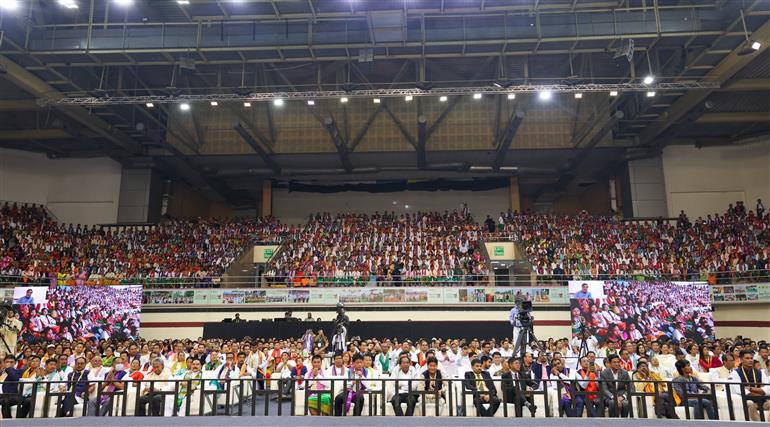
508,295 -> 530,347
0,308 -> 21,355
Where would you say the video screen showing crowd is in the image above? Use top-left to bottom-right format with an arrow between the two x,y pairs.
569,280 -> 714,348
2,285 -> 141,354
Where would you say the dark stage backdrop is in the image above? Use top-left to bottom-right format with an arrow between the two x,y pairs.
204,320 -> 515,341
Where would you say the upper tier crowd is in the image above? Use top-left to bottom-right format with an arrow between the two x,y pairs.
0,203 -> 295,286
487,199 -> 769,284
264,210 -> 488,286
0,331 -> 768,419
1,200 -> 768,286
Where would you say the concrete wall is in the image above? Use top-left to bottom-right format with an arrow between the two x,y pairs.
627,157 -> 668,218
662,142 -> 770,219
272,187 -> 510,226
0,148 -> 122,224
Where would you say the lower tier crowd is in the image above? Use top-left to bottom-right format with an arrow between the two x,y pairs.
0,331 -> 769,420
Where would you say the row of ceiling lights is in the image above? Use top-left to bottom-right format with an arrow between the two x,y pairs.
154,89 -> 660,111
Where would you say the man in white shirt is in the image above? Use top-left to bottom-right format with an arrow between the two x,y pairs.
390,354 -> 419,416
729,350 -> 770,421
86,355 -> 108,399
138,358 -> 173,416
436,342 -> 457,378
325,352 -> 348,410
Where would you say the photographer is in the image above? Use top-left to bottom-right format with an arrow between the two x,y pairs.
0,309 -> 21,355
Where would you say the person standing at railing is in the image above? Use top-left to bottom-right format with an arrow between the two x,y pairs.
672,359 -> 716,420
729,349 -> 770,422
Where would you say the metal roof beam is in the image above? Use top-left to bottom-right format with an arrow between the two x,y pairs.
0,55 -> 143,156
639,19 -> 770,145
492,111 -> 526,170
232,122 -> 281,175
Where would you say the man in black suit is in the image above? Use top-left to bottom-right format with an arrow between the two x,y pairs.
422,357 -> 445,400
599,354 -> 630,417
463,358 -> 500,417
501,357 -> 537,417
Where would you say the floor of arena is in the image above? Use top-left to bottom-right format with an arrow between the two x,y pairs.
2,416 -> 758,427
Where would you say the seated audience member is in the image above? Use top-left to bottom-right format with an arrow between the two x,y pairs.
572,356 -> 602,417
729,349 -> 770,421
87,356 -> 126,416
672,359 -> 716,420
138,358 -> 172,416
633,360 -> 677,419
501,357 -> 537,417
391,354 -> 420,416
599,354 -> 630,417
176,359 -> 203,412
464,358 -> 500,417
422,357 -> 445,402
57,356 -> 89,417
334,353 -> 366,416
711,354 -> 735,392
305,355 -> 331,416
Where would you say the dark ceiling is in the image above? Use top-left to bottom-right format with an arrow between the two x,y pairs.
0,0 -> 767,207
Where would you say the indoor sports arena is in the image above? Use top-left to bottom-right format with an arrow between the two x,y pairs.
0,0 -> 769,426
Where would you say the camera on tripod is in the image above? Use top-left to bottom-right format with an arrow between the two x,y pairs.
517,300 -> 533,327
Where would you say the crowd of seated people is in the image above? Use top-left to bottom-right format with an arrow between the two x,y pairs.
1,329 -> 768,419
0,203 -> 295,287
265,211 -> 489,286
489,201 -> 769,284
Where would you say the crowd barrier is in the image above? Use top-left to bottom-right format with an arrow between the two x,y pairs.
0,376 -> 767,421
3,270 -> 770,289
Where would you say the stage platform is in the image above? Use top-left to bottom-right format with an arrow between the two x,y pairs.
2,416 -> 757,427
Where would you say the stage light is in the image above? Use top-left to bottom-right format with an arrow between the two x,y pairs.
574,93 -> 583,99
404,95 -> 413,102
538,91 -> 552,101
307,100 -> 315,106
643,75 -> 654,85
646,91 -> 656,97
176,0 -> 190,4
0,0 -> 20,10
609,91 -> 618,97
340,97 -> 349,103
113,0 -> 133,6
210,101 -> 218,106
752,40 -> 762,50
179,103 -> 191,111
373,98 -> 381,104
273,99 -> 284,106
57,0 -> 79,9
243,102 -> 252,107
507,93 -> 516,100
439,96 -> 448,102
145,102 -> 154,108
473,93 -> 482,100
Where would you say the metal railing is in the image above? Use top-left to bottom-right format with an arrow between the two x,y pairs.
2,270 -> 769,289
0,376 -> 767,421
